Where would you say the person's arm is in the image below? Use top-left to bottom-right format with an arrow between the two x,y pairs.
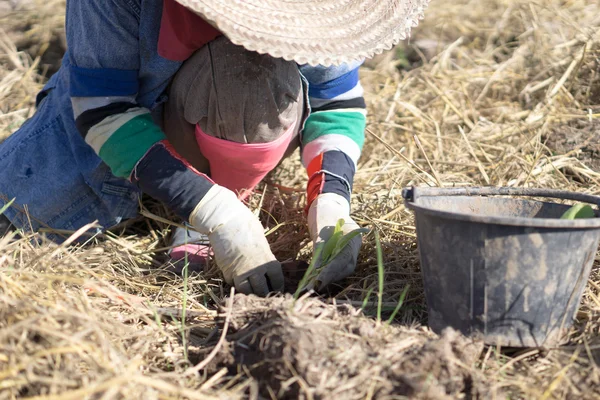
299,62 -> 366,290
66,0 -> 283,295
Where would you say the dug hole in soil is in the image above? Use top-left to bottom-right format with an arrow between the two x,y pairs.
545,119 -> 600,174
194,294 -> 491,400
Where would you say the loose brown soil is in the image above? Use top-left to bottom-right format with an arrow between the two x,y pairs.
545,120 -> 600,174
203,294 -> 488,400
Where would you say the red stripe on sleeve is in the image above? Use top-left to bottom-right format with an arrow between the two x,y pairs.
305,153 -> 325,213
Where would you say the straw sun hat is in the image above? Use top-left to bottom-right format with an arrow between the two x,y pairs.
174,0 -> 431,66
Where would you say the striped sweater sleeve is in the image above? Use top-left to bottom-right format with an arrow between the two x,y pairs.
68,57 -> 215,223
73,97 -> 164,179
65,1 -> 214,222
72,94 -> 214,221
299,62 -> 366,209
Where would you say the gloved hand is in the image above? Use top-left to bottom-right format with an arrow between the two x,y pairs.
189,185 -> 284,296
308,193 -> 362,291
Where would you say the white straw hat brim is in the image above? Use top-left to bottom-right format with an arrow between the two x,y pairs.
174,0 -> 431,66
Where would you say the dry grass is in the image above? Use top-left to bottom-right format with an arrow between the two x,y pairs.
2,0 -> 600,398
0,0 -> 64,140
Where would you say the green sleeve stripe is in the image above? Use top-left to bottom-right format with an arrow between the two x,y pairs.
98,113 -> 166,178
302,110 -> 366,149
85,107 -> 148,154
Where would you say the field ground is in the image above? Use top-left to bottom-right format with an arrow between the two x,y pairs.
2,0 -> 600,398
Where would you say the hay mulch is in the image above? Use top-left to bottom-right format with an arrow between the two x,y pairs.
3,0 -> 600,398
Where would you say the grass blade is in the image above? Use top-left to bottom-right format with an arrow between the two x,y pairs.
294,242 -> 324,300
180,228 -> 190,361
320,219 -> 346,264
333,227 -> 369,257
320,230 -> 343,265
361,287 -> 375,310
387,284 -> 410,325
0,198 -> 15,216
375,231 -> 384,323
334,218 -> 345,235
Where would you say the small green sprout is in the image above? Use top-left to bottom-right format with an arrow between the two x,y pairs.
321,219 -> 369,266
294,219 -> 369,297
560,204 -> 596,220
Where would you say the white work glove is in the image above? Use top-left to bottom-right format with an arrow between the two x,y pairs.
308,193 -> 362,291
189,185 -> 284,296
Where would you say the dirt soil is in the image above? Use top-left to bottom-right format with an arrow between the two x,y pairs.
545,120 -> 600,173
203,294 -> 488,400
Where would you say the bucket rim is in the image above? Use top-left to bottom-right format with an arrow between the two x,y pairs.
402,186 -> 600,229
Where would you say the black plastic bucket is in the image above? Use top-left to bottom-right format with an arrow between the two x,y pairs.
402,186 -> 600,347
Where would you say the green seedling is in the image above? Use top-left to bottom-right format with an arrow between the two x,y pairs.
179,230 -> 190,361
560,204 -> 596,220
375,231 -> 384,323
361,287 -> 375,310
294,219 -> 369,296
293,242 -> 323,300
321,219 -> 369,266
320,218 -> 345,264
387,284 -> 410,325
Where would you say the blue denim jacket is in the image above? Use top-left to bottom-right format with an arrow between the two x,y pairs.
0,0 -> 362,239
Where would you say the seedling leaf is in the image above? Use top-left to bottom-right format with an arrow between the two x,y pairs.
334,218 -> 344,235
561,204 -> 596,220
361,287 -> 375,310
319,218 -> 346,264
333,228 -> 369,257
375,231 -> 384,323
302,221 -> 370,293
321,230 -> 343,265
294,242 -> 324,300
387,284 -> 410,325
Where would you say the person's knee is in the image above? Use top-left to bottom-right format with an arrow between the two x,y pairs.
173,36 -> 305,145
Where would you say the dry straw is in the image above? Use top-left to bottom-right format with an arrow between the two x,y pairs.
2,0 -> 600,398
